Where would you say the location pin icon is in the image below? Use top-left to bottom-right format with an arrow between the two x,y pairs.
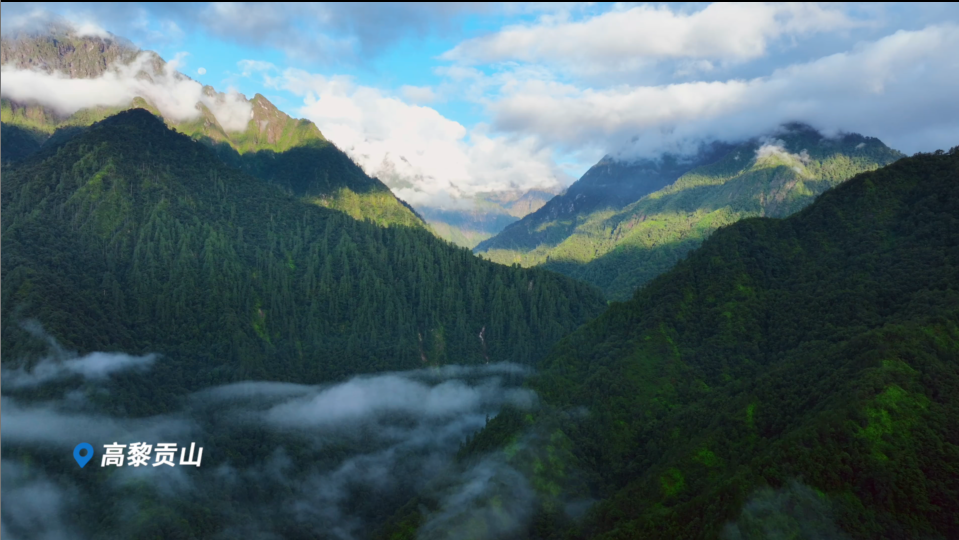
74,443 -> 94,468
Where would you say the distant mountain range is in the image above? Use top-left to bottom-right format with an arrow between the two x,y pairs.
419,188 -> 560,247
476,124 -> 904,300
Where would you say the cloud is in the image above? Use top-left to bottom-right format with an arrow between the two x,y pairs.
0,51 -> 254,131
0,7 -> 111,39
418,456 -> 536,540
1,461 -> 79,540
482,24 -> 959,158
0,397 -> 194,448
195,363 -> 535,431
400,84 -> 437,105
443,3 -> 866,74
260,66 -> 571,207
2,322 -> 159,389
3,351 -> 158,388
2,350 -> 550,538
238,59 -> 277,77
1,3 -> 488,66
195,3 -> 486,64
723,480 -> 850,540
263,372 -> 532,428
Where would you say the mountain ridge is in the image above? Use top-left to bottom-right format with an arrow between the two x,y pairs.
418,146 -> 959,540
0,29 -> 426,229
475,141 -> 737,254
2,107 -> 608,399
477,124 -> 904,300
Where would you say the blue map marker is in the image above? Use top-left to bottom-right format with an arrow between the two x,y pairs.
74,443 -> 94,468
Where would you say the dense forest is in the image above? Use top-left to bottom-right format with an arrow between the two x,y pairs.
1,91 -> 425,230
1,108 -> 606,413
4,18 -> 957,540
385,147 -> 959,539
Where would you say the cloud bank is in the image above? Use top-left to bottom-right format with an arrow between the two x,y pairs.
484,23 -> 959,158
2,351 -> 157,389
262,66 -> 570,207
444,3 -> 865,74
0,51 -> 253,131
0,3 -> 486,67
2,356 -> 544,539
1,321 -> 159,389
723,481 -> 850,540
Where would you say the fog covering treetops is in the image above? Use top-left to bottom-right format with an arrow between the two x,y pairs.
1,26 -> 424,228
454,147 -> 959,539
476,124 -> 904,301
1,108 -> 607,415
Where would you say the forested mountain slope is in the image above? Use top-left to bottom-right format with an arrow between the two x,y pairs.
1,109 -> 607,414
478,125 -> 903,301
453,147 -> 959,539
475,142 -> 735,255
0,28 -> 423,228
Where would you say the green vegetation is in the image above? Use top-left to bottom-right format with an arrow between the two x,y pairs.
477,126 -> 904,300
2,93 -> 424,229
1,29 -> 424,229
1,109 -> 607,412
0,122 -> 45,164
463,147 -> 958,539
4,28 -> 956,540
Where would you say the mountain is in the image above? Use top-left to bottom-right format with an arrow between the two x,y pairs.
420,206 -> 521,248
1,108 -> 607,404
476,125 -> 904,300
0,27 -> 423,228
420,188 -> 559,248
475,142 -> 735,255
438,147 -> 959,539
486,188 -> 561,218
0,23 -> 139,77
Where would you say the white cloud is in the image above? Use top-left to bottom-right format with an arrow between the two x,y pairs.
482,24 -> 959,158
261,66 -> 570,207
400,84 -> 437,104
1,461 -> 79,540
0,397 -> 193,448
3,351 -> 158,389
443,3 -> 866,75
264,373 -> 532,427
238,59 -> 278,77
1,357 -> 542,538
1,321 -> 159,389
0,51 -> 254,132
1,3 -> 491,67
198,363 -> 535,430
72,20 -> 111,39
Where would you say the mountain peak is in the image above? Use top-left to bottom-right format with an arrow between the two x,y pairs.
0,25 -> 138,78
97,106 -> 163,126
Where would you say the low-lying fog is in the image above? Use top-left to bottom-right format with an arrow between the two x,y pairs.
1,324 -> 550,540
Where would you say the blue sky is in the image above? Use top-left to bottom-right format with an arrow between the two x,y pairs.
2,2 -> 958,208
